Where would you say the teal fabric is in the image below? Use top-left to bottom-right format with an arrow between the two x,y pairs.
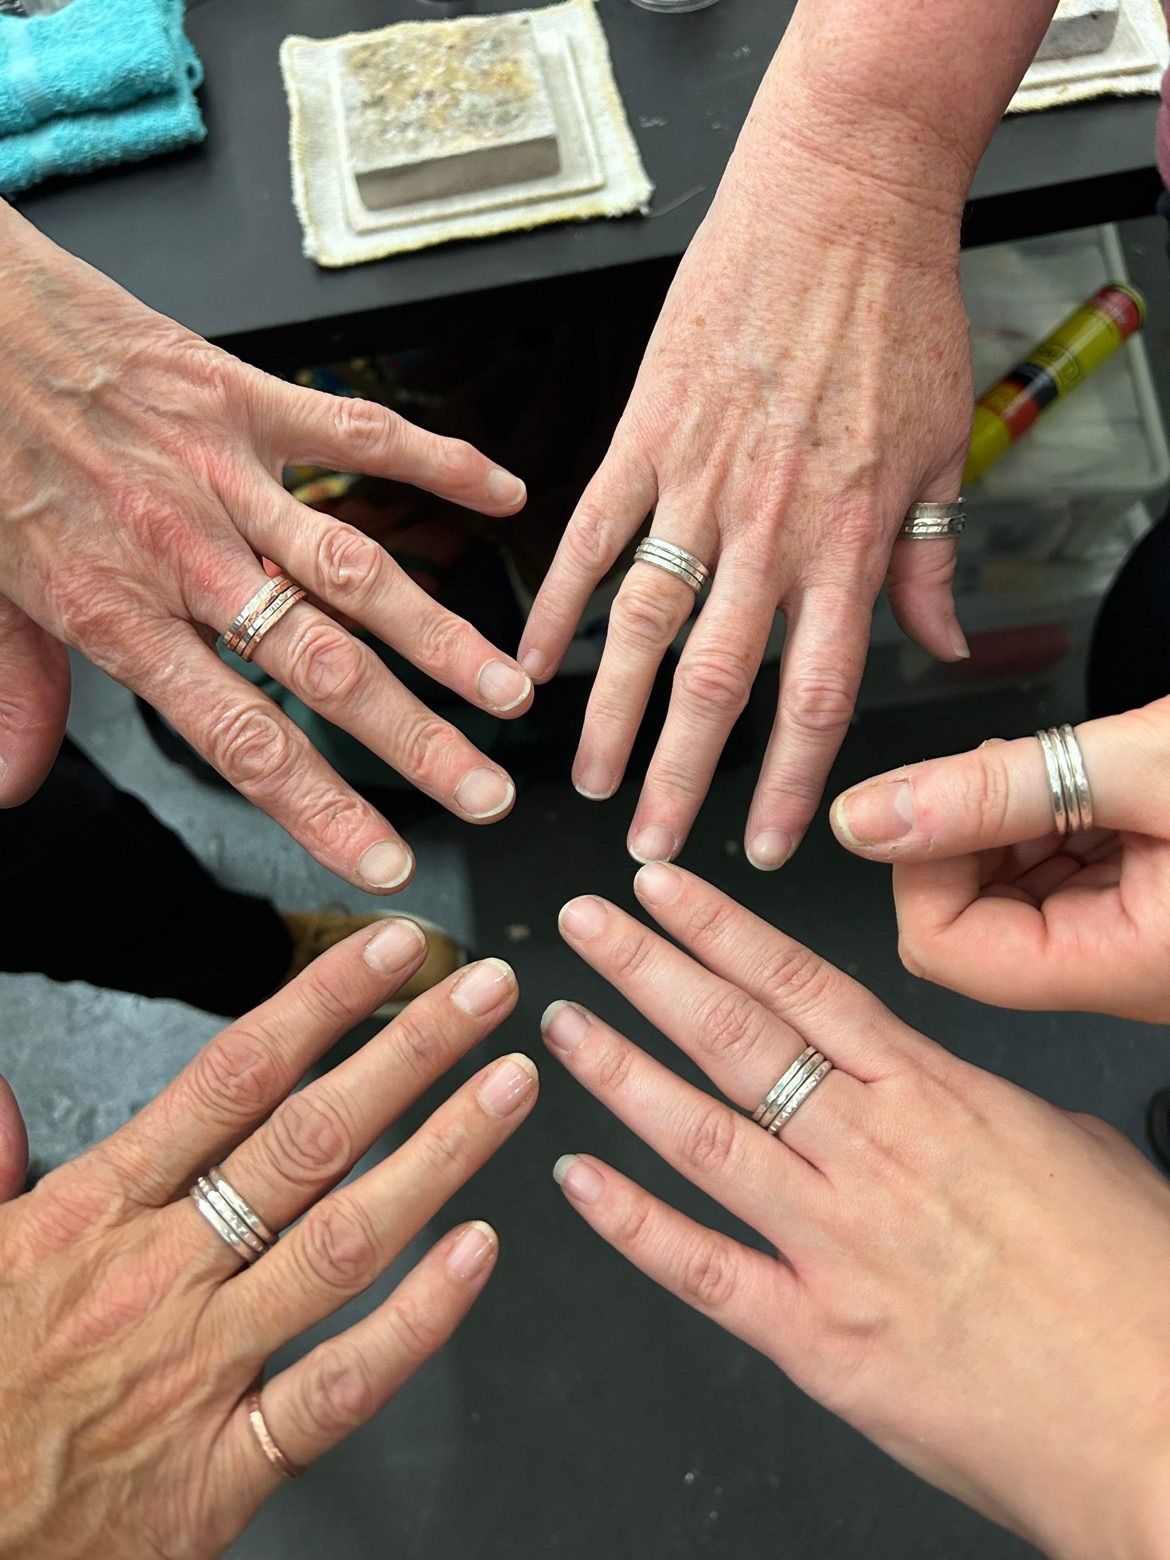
0,0 -> 204,194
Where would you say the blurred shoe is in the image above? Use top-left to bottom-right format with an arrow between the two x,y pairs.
281,906 -> 467,1018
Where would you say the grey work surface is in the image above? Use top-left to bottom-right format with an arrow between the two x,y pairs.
4,651 -> 1166,1560
14,0 -> 1163,358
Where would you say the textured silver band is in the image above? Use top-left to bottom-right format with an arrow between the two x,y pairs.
1036,724 -> 1094,836
899,499 -> 966,539
753,1047 -> 833,1136
223,575 -> 308,663
633,538 -> 710,594
190,1167 -> 278,1266
768,1059 -> 833,1134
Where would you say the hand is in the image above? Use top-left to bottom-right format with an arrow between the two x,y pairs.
0,923 -> 537,1558
829,697 -> 1170,1022
0,207 -> 532,887
543,866 -> 1170,1558
518,105 -> 972,869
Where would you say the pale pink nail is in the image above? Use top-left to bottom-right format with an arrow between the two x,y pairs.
553,1154 -> 605,1204
520,648 -> 547,680
574,758 -> 617,801
634,861 -> 681,906
486,468 -> 526,507
362,917 -> 426,973
357,839 -> 414,890
745,831 -> 793,871
558,896 -> 607,941
446,1220 -> 497,1280
477,660 -> 531,712
628,824 -> 678,864
541,1000 -> 590,1051
454,767 -> 515,820
477,1053 -> 538,1116
452,957 -> 516,1016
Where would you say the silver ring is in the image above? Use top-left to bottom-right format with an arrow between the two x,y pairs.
753,1049 -> 833,1137
633,538 -> 710,594
190,1167 -> 278,1266
899,499 -> 966,540
1036,724 -> 1094,836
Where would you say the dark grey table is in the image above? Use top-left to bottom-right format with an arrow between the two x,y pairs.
14,0 -> 1165,368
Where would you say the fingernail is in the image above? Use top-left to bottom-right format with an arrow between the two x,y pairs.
357,839 -> 414,890
634,861 -> 681,906
541,999 -> 591,1051
477,659 -> 531,713
949,619 -> 971,660
454,767 -> 515,820
477,1052 -> 538,1116
446,1220 -> 497,1280
520,648 -> 547,680
363,916 -> 427,973
553,1154 -> 605,1205
486,468 -> 527,508
834,780 -> 915,848
574,758 -> 616,801
628,824 -> 678,864
452,957 -> 516,1016
558,895 -> 607,941
745,831 -> 793,871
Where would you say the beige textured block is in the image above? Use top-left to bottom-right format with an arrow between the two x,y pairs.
338,16 -> 562,211
1036,0 -> 1120,61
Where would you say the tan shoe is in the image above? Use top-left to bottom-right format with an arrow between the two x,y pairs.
280,906 -> 467,1018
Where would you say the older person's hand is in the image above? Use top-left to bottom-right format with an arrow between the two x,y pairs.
518,1 -> 1060,871
0,922 -> 537,1558
830,697 -> 1170,1023
0,204 -> 532,888
544,867 -> 1170,1558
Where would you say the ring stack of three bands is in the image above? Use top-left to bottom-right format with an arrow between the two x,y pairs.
633,538 -> 710,594
899,500 -> 966,539
222,574 -> 306,663
753,1045 -> 833,1137
190,1166 -> 278,1265
1036,724 -> 1095,837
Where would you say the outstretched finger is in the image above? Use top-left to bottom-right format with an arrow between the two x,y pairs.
886,533 -> 968,663
225,1222 -> 499,1498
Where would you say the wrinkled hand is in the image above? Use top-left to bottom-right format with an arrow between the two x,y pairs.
0,921 -> 536,1559
0,210 -> 532,888
830,697 -> 1170,1022
543,867 -> 1170,1558
519,138 -> 972,870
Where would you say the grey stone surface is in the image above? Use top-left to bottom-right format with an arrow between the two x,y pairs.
1038,0 -> 1121,62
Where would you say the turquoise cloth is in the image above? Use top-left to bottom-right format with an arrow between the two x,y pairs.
0,0 -> 204,194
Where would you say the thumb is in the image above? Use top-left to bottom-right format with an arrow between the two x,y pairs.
0,1077 -> 29,1202
831,697 -> 1170,861
0,596 -> 70,807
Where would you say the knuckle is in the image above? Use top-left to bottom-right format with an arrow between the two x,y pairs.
297,1195 -> 380,1294
676,647 -> 755,716
300,1342 -> 377,1436
611,579 -> 682,650
755,941 -> 834,1015
591,1040 -> 636,1096
287,620 -> 367,707
300,790 -> 374,855
677,1237 -> 739,1310
385,1292 -> 447,1360
294,964 -> 362,1031
185,1027 -> 282,1128
412,610 -> 473,678
52,569 -> 128,655
781,673 -> 856,739
387,1012 -> 441,1081
207,703 -> 296,791
677,1102 -> 738,1177
399,713 -> 459,788
683,895 -> 738,951
694,988 -> 766,1061
606,928 -> 655,983
333,396 -> 395,451
435,437 -> 481,487
956,757 -> 1012,842
416,1116 -> 472,1179
314,524 -> 383,608
264,1089 -> 355,1187
562,505 -> 611,573
612,1189 -> 654,1250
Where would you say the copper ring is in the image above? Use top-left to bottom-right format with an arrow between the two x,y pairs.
223,574 -> 307,663
245,1389 -> 304,1481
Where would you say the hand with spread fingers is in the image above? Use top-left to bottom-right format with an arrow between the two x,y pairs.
543,867 -> 1170,1559
0,202 -> 532,885
517,1 -> 1059,870
0,920 -> 537,1559
830,696 -> 1170,1023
